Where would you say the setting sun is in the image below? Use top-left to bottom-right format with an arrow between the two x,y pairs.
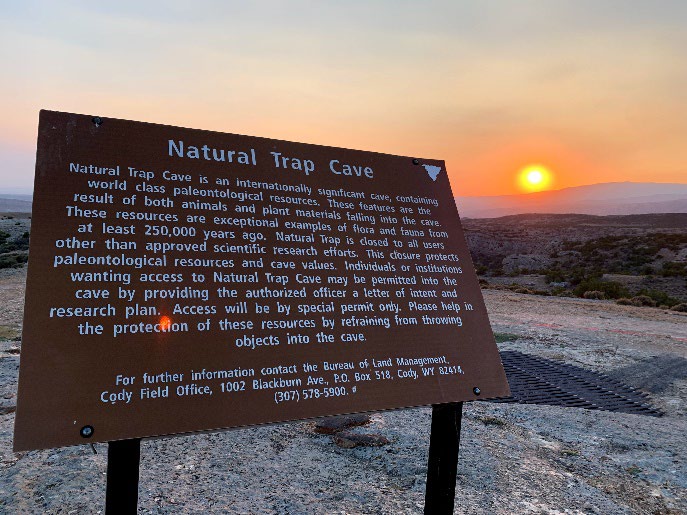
519,165 -> 552,192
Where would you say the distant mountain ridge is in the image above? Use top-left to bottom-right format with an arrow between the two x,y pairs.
0,194 -> 32,213
3,182 -> 687,217
456,182 -> 687,218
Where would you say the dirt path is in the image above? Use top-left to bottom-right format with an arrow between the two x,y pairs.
485,290 -> 687,356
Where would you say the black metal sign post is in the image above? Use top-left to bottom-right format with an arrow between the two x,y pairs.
424,402 -> 464,514
100,404 -> 464,513
105,438 -> 141,514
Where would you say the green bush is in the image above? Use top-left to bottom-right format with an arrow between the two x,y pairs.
636,289 -> 681,307
0,232 -> 30,254
661,262 -> 687,277
573,278 -> 629,299
493,332 -> 520,343
544,268 -> 566,283
631,295 -> 657,307
0,255 -> 23,269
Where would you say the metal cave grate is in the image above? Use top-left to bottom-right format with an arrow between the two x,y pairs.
489,351 -> 662,417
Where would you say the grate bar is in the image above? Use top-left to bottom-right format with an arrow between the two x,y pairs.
488,351 -> 662,417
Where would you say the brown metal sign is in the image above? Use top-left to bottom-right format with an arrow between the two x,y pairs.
14,110 -> 509,451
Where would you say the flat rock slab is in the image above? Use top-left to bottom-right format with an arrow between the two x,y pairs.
313,414 -> 371,434
331,431 -> 390,449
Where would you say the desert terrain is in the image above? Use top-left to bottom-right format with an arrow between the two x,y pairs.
464,213 -> 687,307
1,260 -> 686,513
0,212 -> 686,513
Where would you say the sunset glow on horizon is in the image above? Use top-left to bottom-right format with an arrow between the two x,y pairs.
519,164 -> 553,193
1,2 -> 686,196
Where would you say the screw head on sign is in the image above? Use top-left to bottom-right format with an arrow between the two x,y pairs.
412,158 -> 420,165
80,425 -> 94,438
92,117 -> 102,127
473,387 -> 481,396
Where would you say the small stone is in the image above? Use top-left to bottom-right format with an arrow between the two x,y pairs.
332,431 -> 389,448
313,414 -> 371,434
0,405 -> 16,415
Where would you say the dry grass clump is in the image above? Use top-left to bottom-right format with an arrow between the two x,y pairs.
583,290 -> 605,300
631,295 -> 658,307
514,287 -> 533,294
616,296 -> 661,307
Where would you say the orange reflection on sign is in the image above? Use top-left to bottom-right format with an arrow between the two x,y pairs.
159,316 -> 172,331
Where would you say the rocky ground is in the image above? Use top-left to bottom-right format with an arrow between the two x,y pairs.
1,267 -> 686,514
0,214 -> 30,271
463,214 -> 687,305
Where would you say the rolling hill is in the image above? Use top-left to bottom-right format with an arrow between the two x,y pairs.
0,194 -> 32,214
457,182 -> 687,218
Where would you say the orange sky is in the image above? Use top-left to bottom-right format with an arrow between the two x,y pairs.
1,2 -> 685,195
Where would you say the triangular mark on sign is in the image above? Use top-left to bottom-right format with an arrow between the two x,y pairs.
422,164 -> 442,181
